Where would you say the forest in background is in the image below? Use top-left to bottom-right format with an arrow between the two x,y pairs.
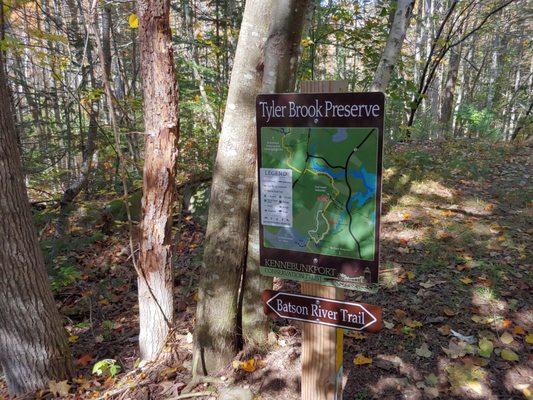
0,0 -> 532,398
2,0 -> 531,197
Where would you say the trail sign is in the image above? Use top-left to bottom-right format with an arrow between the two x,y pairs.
262,290 -> 381,333
256,92 -> 384,288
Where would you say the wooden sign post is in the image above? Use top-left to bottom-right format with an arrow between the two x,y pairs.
256,81 -> 384,399
300,80 -> 347,400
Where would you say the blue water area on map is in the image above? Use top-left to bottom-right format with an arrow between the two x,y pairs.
332,128 -> 348,142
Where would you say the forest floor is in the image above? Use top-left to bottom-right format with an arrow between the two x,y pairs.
1,139 -> 532,400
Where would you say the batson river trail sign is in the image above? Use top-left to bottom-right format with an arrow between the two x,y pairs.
262,290 -> 381,333
256,92 -> 384,288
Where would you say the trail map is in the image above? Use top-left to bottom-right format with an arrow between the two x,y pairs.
260,127 -> 378,261
256,92 -> 384,286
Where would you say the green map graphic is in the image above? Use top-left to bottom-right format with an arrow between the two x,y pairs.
261,127 -> 378,260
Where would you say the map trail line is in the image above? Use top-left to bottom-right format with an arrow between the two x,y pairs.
279,127 -> 377,259
343,128 -> 376,259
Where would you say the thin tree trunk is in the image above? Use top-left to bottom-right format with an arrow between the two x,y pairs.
0,49 -> 73,397
369,0 -> 415,92
137,0 -> 180,361
440,45 -> 462,138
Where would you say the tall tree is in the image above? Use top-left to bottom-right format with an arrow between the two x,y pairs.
193,0 -> 310,376
0,50 -> 73,395
137,0 -> 180,360
192,0 -> 273,375
242,0 -> 310,349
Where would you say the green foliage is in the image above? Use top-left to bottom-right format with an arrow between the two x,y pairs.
50,262 -> 82,291
92,359 -> 121,377
105,190 -> 142,222
456,105 -> 500,139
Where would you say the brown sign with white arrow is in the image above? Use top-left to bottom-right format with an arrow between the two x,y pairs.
262,290 -> 381,333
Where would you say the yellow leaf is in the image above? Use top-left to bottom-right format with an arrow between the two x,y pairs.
128,14 -> 139,29
240,358 -> 256,373
402,213 -> 411,219
525,333 -> 533,344
407,271 -> 416,280
353,354 -> 372,365
500,349 -> 519,361
231,360 -> 240,370
405,319 -> 422,328
68,335 -> 79,343
460,277 -> 473,285
345,331 -> 367,340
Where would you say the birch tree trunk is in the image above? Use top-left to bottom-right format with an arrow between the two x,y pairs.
369,0 -> 415,92
0,50 -> 72,396
137,0 -> 180,361
193,0 -> 272,376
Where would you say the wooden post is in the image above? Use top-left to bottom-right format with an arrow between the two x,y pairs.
300,80 -> 347,400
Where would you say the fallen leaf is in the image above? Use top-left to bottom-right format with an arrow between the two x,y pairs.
68,335 -> 79,343
471,315 -> 487,324
500,349 -> 519,362
500,331 -> 514,345
405,319 -> 423,328
438,325 -> 451,335
353,354 -> 372,365
49,380 -> 71,397
525,333 -> 533,344
383,320 -> 395,329
407,271 -> 416,280
416,343 -> 432,358
478,338 -> 493,358
346,331 -> 367,340
442,306 -> 456,317
240,358 -> 256,372
394,309 -> 407,321
460,277 -> 473,285
442,341 -> 468,359
425,373 -> 439,387
512,326 -> 525,335
77,354 -> 93,367
420,281 -> 436,289
501,319 -> 513,328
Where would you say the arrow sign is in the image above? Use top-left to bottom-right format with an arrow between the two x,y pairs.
262,290 -> 381,333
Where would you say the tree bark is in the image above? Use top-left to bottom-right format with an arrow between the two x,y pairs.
193,0 -> 272,376
0,50 -> 72,396
440,46 -> 462,138
369,0 -> 415,92
137,0 -> 180,361
242,0 -> 309,349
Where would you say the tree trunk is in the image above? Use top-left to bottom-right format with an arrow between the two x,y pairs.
369,0 -> 414,92
137,0 -> 180,361
193,0 -> 273,376
440,46 -> 462,138
0,50 -> 72,396
242,0 -> 309,349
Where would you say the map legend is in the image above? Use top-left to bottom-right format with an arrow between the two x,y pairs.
260,168 -> 293,227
